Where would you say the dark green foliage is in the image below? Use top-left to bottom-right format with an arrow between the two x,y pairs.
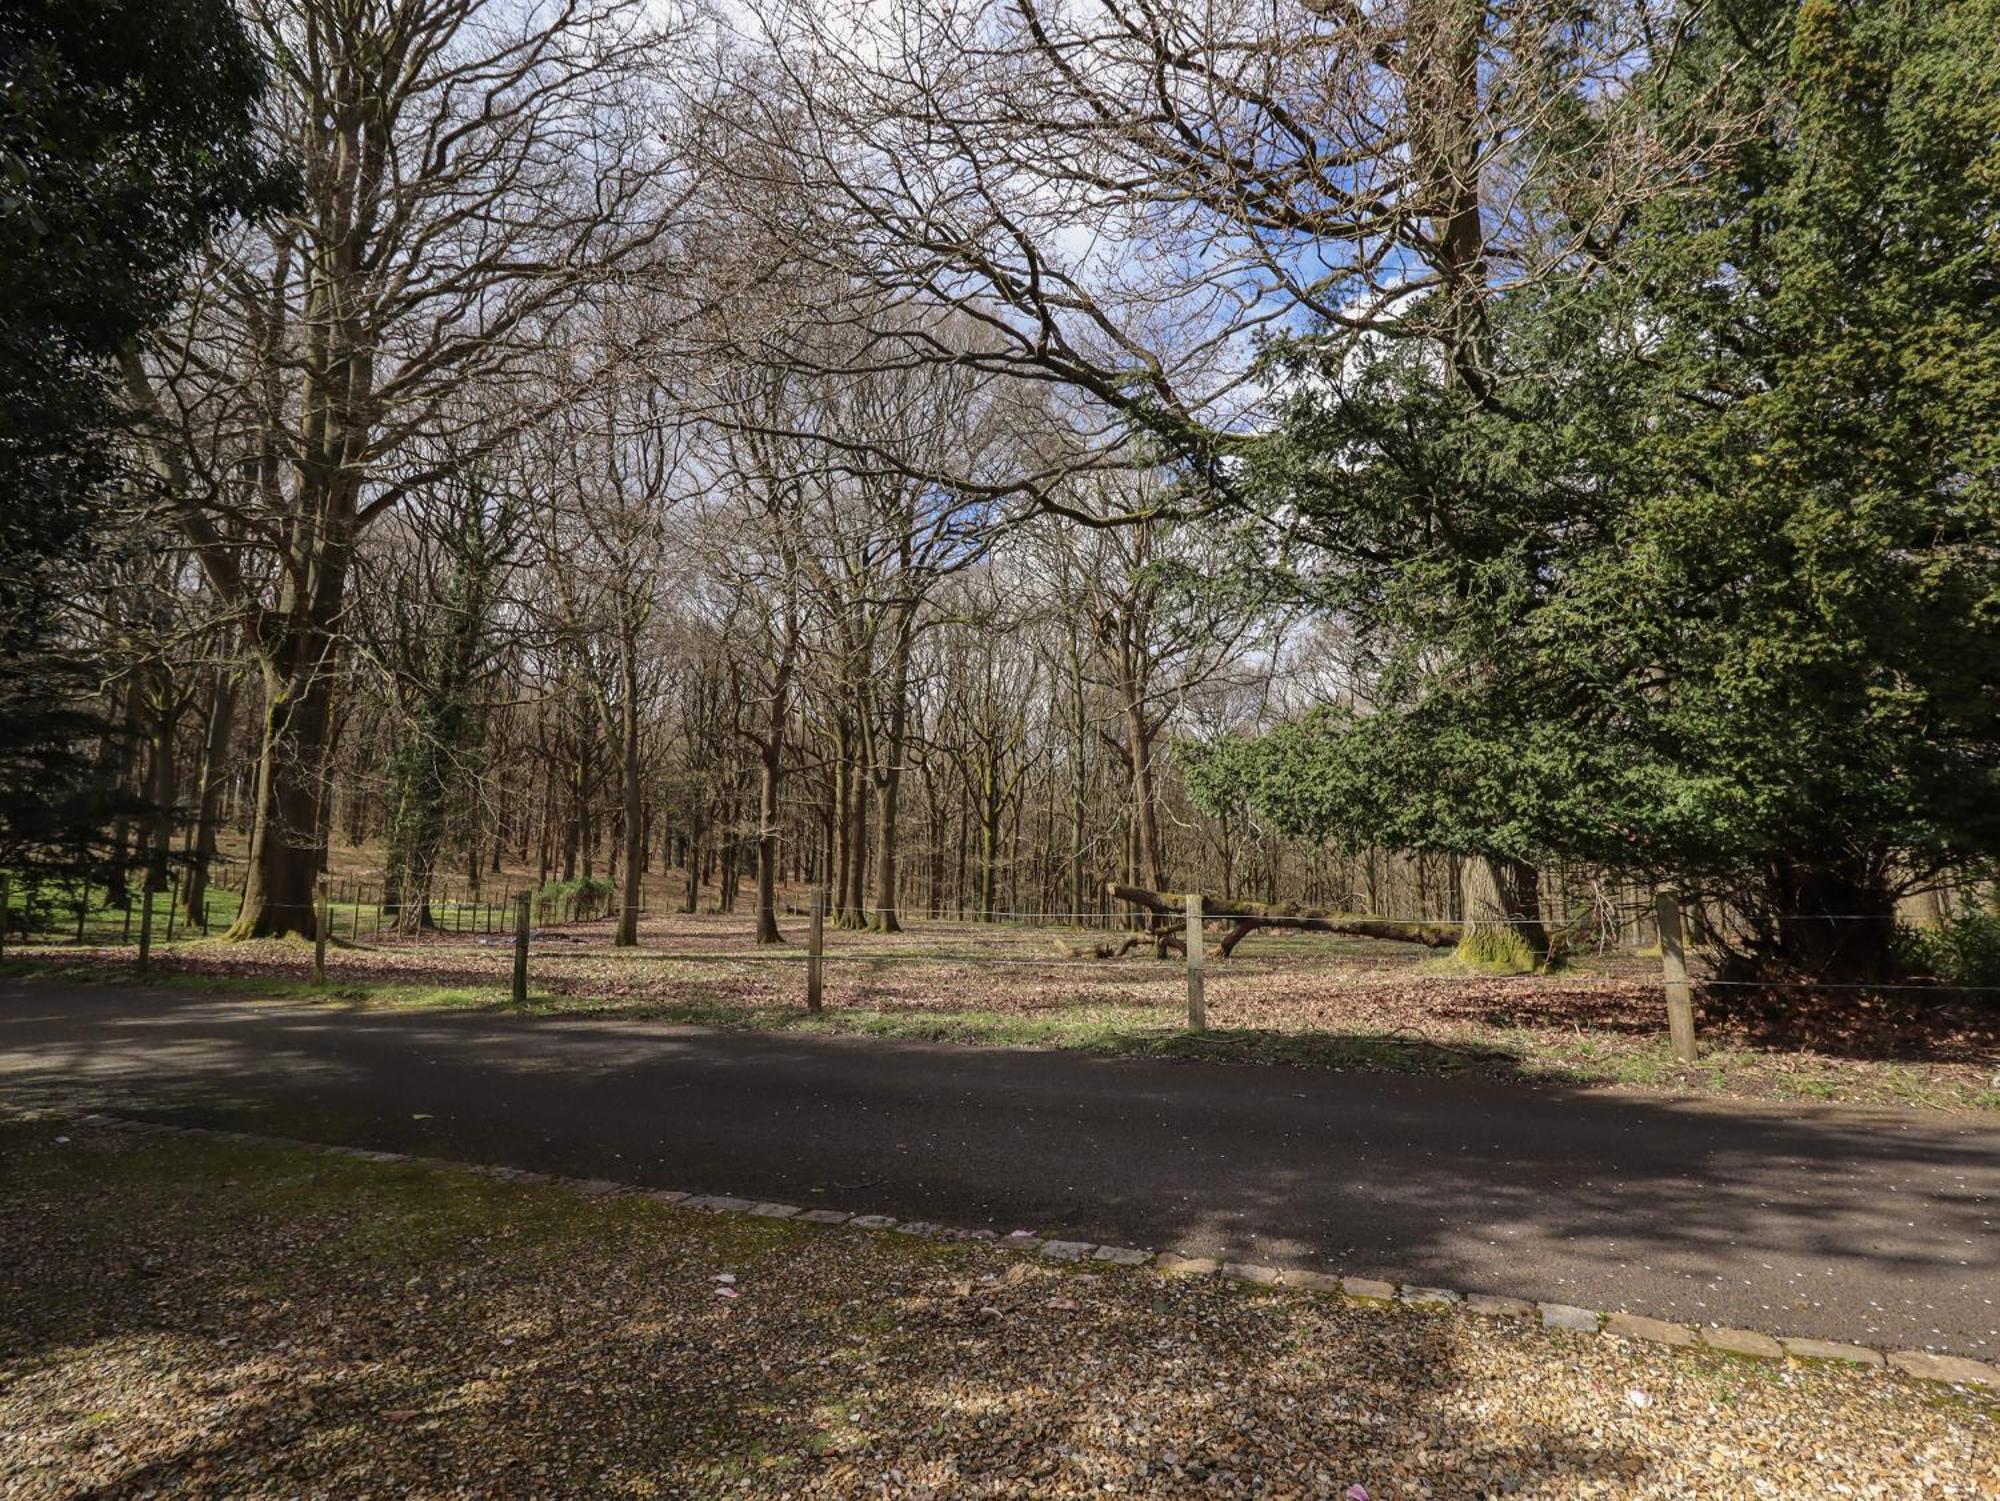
0,0 -> 280,633
534,877 -> 614,923
1900,907 -> 2000,991
0,0 -> 276,883
1196,0 -> 2000,983
0,653 -> 142,884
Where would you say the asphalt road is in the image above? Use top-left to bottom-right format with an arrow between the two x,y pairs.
2,979 -> 1994,1356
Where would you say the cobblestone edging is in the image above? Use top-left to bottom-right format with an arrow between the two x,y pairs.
23,1105 -> 2000,1397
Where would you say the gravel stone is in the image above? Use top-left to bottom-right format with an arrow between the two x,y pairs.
749,1202 -> 801,1219
1342,1277 -> 1397,1303
1782,1337 -> 1884,1368
1886,1350 -> 1999,1387
1400,1285 -> 1462,1308
1539,1303 -> 1604,1333
1040,1240 -> 1096,1262
1703,1326 -> 1783,1360
1221,1262 -> 1282,1286
796,1209 -> 851,1225
1091,1245 -> 1152,1266
1282,1269 -> 1343,1294
681,1195 -> 755,1213
1606,1313 -> 1696,1347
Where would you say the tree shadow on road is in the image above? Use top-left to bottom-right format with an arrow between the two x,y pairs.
2,980 -> 1996,1361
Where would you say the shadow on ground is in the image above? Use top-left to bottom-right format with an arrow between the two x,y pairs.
0,1118 -> 1688,1499
1,976 -> 1996,1359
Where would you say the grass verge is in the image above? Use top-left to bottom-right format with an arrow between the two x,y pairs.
6,953 -> 1996,1114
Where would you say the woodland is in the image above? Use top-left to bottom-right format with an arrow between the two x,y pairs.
3,0 -> 1997,994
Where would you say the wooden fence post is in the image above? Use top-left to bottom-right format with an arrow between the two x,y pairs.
165,872 -> 180,943
512,892 -> 530,1006
0,874 -> 9,960
136,886 -> 154,976
806,888 -> 825,1013
1185,892 -> 1206,1031
1655,890 -> 1697,1063
313,875 -> 329,986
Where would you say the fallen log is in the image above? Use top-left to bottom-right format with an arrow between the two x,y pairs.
1104,883 -> 1458,958
1053,934 -> 1159,960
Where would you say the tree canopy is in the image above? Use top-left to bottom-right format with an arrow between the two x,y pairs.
0,0 -> 277,881
1191,0 -> 2000,980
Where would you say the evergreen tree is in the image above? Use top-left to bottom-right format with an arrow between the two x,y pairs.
0,0 -> 277,885
1195,0 -> 2000,983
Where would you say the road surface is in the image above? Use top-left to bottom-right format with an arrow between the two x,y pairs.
1,979 -> 1993,1355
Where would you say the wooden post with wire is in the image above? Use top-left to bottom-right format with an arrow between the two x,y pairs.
1655,890 -> 1698,1063
313,875 -> 329,986
1185,892 -> 1206,1031
511,891 -> 530,1006
137,885 -> 154,976
806,888 -> 826,1013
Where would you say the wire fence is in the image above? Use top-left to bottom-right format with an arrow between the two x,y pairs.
4,877 -> 1991,1090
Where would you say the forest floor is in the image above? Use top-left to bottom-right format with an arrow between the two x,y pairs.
6,901 -> 1996,1114
3,1111 -> 1994,1499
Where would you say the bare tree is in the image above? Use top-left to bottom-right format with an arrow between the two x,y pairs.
124,0 -> 693,936
534,351 -> 683,946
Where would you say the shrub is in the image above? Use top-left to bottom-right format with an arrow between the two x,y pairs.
1899,910 -> 2000,992
533,877 -> 613,922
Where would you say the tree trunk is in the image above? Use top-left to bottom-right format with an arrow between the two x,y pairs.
829,725 -> 852,924
1124,698 -> 1167,893
231,642 -> 339,940
1720,851 -> 1902,984
185,671 -> 238,922
102,671 -> 146,908
682,823 -> 702,912
1491,857 -> 1549,962
615,646 -> 642,947
754,738 -> 783,944
978,768 -> 1001,923
142,686 -> 183,894
842,762 -> 868,929
871,767 -> 902,933
1106,883 -> 1458,957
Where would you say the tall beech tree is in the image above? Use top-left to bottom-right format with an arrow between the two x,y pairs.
123,0 -> 687,937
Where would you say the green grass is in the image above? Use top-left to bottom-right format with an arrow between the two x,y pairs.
1,881 -> 247,946
0,953 -> 540,1013
0,881 -> 522,949
6,951 -> 1994,1114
